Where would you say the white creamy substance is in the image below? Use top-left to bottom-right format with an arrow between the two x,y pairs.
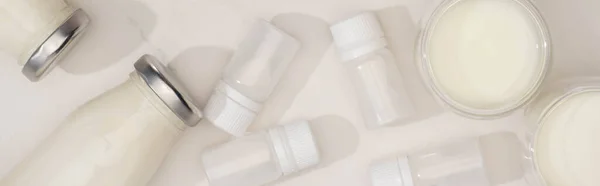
0,73 -> 186,186
0,0 -> 74,65
535,91 -> 600,186
426,0 -> 544,110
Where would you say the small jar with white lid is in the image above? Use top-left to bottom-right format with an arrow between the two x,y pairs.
522,78 -> 600,186
0,0 -> 90,81
417,0 -> 551,118
204,20 -> 300,136
0,55 -> 202,186
201,120 -> 320,186
330,12 -> 416,128
370,132 -> 536,186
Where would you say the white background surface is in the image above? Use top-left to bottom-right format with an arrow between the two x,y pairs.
1,0 -> 600,185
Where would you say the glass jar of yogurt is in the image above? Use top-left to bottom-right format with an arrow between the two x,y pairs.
523,78 -> 600,186
417,0 -> 551,118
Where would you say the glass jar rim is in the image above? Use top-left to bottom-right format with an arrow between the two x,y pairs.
417,0 -> 553,119
529,86 -> 600,186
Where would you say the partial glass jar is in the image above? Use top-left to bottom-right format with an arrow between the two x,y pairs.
523,78 -> 600,186
330,12 -> 416,128
204,20 -> 300,136
0,0 -> 89,82
0,55 -> 202,186
201,120 -> 320,186
417,0 -> 551,118
370,132 -> 539,186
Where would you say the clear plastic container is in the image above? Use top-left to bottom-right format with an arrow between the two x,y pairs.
201,121 -> 320,186
417,0 -> 551,118
0,55 -> 202,186
370,132 -> 534,186
0,0 -> 90,81
523,78 -> 600,186
330,12 -> 416,128
204,20 -> 300,136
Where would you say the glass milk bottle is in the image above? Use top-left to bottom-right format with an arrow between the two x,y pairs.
0,0 -> 90,81
370,132 -> 532,186
201,120 -> 320,186
204,20 -> 300,136
417,0 -> 551,118
0,55 -> 202,186
523,77 -> 600,186
330,12 -> 416,128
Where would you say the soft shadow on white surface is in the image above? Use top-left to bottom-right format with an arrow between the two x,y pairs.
59,0 -> 157,74
535,0 -> 600,81
149,47 -> 234,186
167,46 -> 234,108
479,132 -> 526,185
249,13 -> 333,131
376,6 -> 444,124
308,116 -> 360,168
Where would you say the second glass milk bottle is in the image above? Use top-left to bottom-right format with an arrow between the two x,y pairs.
330,12 -> 415,128
0,0 -> 90,81
0,55 -> 202,186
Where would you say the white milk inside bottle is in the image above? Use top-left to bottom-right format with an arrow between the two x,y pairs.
0,0 -> 89,81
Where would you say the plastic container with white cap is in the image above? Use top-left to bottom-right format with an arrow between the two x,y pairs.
370,132 -> 533,186
204,20 -> 300,136
0,0 -> 90,81
330,12 -> 416,128
201,120 -> 320,186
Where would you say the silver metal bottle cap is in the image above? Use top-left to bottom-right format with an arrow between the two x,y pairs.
22,9 -> 90,82
134,55 -> 203,127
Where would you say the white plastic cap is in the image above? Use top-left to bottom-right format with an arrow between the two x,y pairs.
204,81 -> 262,136
330,12 -> 388,61
370,156 -> 414,186
269,121 -> 320,175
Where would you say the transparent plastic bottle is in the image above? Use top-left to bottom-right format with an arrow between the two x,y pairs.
201,120 -> 320,186
330,12 -> 416,128
204,20 -> 300,136
370,132 -> 532,186
0,0 -> 90,81
0,55 -> 202,186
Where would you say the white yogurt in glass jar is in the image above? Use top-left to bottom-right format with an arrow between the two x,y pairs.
527,84 -> 600,186
418,0 -> 551,118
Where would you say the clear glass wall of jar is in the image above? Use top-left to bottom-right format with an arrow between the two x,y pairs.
416,0 -> 551,119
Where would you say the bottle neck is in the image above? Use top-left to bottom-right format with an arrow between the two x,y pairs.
130,72 -> 187,131
19,8 -> 89,82
0,0 -> 75,65
133,55 -> 202,127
